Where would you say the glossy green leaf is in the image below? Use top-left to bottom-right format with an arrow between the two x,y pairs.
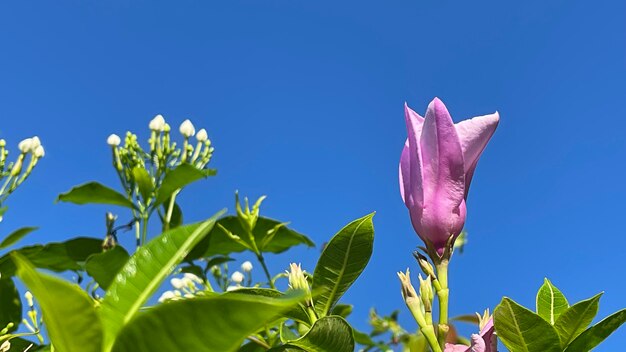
85,246 -> 130,290
494,297 -> 562,352
0,226 -> 38,249
0,277 -> 21,333
280,322 -> 300,343
0,237 -> 103,277
132,167 -> 154,201
161,200 -> 183,230
274,316 -> 355,352
564,308 -> 626,352
313,213 -> 375,317
225,288 -> 311,324
12,253 -> 102,352
99,210 -> 224,352
554,293 -> 602,347
111,293 -> 303,352
188,216 -> 314,260
536,278 -> 569,325
352,329 -> 376,347
154,163 -> 216,207
56,182 -> 136,209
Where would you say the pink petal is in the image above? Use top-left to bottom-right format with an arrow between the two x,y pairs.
444,343 -> 470,352
401,103 -> 426,208
454,112 -> 499,198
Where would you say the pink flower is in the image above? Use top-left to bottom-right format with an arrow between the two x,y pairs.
400,98 -> 499,254
445,317 -> 496,352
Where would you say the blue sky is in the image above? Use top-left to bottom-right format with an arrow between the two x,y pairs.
1,0 -> 625,350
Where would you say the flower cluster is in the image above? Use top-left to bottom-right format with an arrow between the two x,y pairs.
0,136 -> 45,220
158,273 -> 206,303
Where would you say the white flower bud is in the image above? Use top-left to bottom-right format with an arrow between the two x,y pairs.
231,271 -> 244,284
179,119 -> 195,137
241,261 -> 253,272
196,128 -> 208,142
34,145 -> 45,158
226,285 -> 240,292
24,291 -> 34,307
30,136 -> 41,149
107,134 -> 121,146
170,278 -> 184,289
1,340 -> 11,352
18,138 -> 33,153
149,114 -> 166,131
158,290 -> 176,303
183,272 -> 203,284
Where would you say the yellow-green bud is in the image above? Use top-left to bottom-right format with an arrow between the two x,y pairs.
287,263 -> 313,306
418,274 -> 433,312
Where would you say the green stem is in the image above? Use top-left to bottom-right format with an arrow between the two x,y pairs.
435,261 -> 449,350
257,254 -> 275,289
420,325 -> 442,352
140,214 -> 149,246
164,189 -> 180,232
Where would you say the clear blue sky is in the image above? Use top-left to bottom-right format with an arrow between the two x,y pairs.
1,0 -> 624,350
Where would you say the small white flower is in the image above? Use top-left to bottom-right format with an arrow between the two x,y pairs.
170,277 -> 184,289
231,271 -> 244,284
183,272 -> 203,284
241,261 -> 253,272
183,293 -> 195,299
179,119 -> 195,137
158,290 -> 176,303
18,138 -> 33,153
0,340 -> 11,352
107,134 -> 121,146
196,128 -> 208,142
31,136 -> 41,149
149,114 -> 166,131
226,285 -> 240,292
34,145 -> 45,158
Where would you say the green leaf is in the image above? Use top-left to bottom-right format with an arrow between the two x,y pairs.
225,288 -> 311,324
554,293 -> 602,347
451,314 -> 480,325
56,182 -> 136,209
0,226 -> 38,249
12,253 -> 103,352
312,213 -> 375,317
331,304 -> 353,318
494,297 -> 562,352
352,329 -> 376,346
132,167 -> 154,201
154,163 -> 216,207
161,200 -> 183,230
99,210 -> 224,352
188,216 -> 314,260
0,237 -> 103,277
0,277 -> 21,333
564,308 -> 626,352
280,322 -> 300,343
111,293 -> 304,352
85,246 -> 130,290
274,316 -> 355,352
536,278 -> 570,325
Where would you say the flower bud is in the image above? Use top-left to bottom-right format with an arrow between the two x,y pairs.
0,139 -> 5,147
231,271 -> 244,284
179,119 -> 195,137
287,263 -> 313,306
241,261 -> 253,272
24,291 -> 34,307
397,269 -> 427,327
107,134 -> 121,146
149,114 -> 166,131
170,278 -> 184,289
418,274 -> 433,312
196,128 -> 208,142
30,136 -> 41,149
183,272 -> 203,284
158,290 -> 176,303
34,145 -> 45,158
18,138 -> 33,154
0,340 -> 11,352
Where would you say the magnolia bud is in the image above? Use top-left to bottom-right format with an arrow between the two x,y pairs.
149,114 -> 166,131
179,119 -> 195,137
107,134 -> 121,147
231,271 -> 244,284
241,261 -> 253,272
196,128 -> 208,142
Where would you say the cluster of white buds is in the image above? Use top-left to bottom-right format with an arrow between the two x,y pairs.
158,273 -> 206,303
0,136 -> 45,212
